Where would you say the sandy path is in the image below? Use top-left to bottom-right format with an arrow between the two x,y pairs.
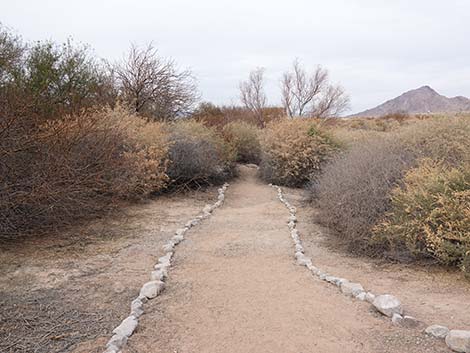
122,166 -> 447,353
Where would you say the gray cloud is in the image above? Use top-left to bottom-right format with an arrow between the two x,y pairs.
2,0 -> 469,113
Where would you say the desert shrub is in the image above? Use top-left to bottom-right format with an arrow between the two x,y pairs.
259,119 -> 340,186
373,161 -> 470,274
312,116 -> 470,255
223,121 -> 261,164
0,105 -> 169,237
166,120 -> 236,188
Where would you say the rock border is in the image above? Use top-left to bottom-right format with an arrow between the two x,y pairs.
271,184 -> 470,353
104,183 -> 229,353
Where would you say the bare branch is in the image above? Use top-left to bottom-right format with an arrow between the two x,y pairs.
114,43 -> 199,121
281,59 -> 349,118
239,67 -> 267,127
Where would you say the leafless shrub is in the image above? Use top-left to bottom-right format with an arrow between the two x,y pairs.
115,43 -> 199,121
239,68 -> 267,127
281,59 -> 349,118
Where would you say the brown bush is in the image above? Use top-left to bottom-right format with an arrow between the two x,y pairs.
311,115 -> 470,255
223,121 -> 262,164
166,120 -> 236,189
373,160 -> 470,274
0,106 -> 169,238
259,119 -> 340,186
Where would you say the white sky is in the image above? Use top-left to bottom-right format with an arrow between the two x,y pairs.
2,0 -> 469,113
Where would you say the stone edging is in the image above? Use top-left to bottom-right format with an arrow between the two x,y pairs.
103,183 -> 229,353
271,184 -> 470,353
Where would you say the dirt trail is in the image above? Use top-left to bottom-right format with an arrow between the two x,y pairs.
121,166 -> 447,353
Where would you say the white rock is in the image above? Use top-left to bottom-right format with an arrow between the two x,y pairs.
150,270 -> 165,281
295,252 -> 312,267
137,294 -> 148,303
365,292 -> 376,303
334,278 -> 348,287
295,244 -> 304,253
158,253 -> 172,264
140,280 -> 165,299
356,292 -> 367,301
172,234 -> 184,244
306,263 -> 317,271
106,333 -> 127,349
175,228 -> 186,236
162,242 -> 174,252
392,313 -> 403,324
340,282 -> 364,297
325,275 -> 339,284
445,330 -> 470,353
289,215 -> 297,223
372,294 -> 403,317
131,298 -> 144,318
154,263 -> 169,278
425,325 -> 450,339
112,316 -> 138,337
319,272 -> 328,280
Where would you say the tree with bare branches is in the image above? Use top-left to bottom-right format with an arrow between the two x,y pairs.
239,67 -> 267,127
114,44 -> 199,121
281,59 -> 349,118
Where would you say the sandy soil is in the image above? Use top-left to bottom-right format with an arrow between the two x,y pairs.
1,165 -> 466,352
121,166 -> 447,353
285,187 -> 470,331
0,189 -> 216,353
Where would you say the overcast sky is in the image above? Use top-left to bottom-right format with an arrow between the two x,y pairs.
2,0 -> 469,113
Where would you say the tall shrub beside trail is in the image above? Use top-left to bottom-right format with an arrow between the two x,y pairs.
373,161 -> 470,275
312,116 -> 470,261
259,119 -> 340,186
223,121 -> 262,164
0,106 -> 169,237
166,120 -> 236,189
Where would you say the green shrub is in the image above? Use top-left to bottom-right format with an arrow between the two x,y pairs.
259,119 -> 340,186
223,121 -> 261,164
373,160 -> 470,273
166,120 -> 236,188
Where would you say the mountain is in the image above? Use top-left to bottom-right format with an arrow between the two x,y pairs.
350,86 -> 470,117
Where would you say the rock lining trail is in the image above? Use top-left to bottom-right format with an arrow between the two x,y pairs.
117,166 -> 449,353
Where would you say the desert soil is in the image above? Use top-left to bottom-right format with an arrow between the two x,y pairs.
1,165 -> 469,353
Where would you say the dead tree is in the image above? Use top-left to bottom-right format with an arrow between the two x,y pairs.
115,44 -> 198,120
281,59 -> 349,118
239,67 -> 267,127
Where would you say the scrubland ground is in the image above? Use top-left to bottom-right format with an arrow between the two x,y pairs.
0,189 -> 216,353
3,166 -> 467,353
